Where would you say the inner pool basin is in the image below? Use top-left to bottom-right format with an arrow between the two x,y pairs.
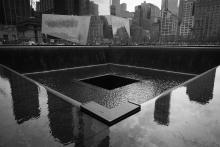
26,64 -> 194,125
1,46 -> 220,146
26,64 -> 194,107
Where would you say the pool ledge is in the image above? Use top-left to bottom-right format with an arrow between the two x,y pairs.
81,101 -> 141,126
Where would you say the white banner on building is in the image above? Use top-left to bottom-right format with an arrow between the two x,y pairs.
42,14 -> 91,45
105,15 -> 130,37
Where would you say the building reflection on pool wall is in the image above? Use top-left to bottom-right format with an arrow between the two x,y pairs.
153,68 -> 216,127
154,93 -> 171,126
47,92 -> 109,146
9,73 -> 40,124
186,69 -> 216,105
0,69 -> 110,146
47,92 -> 75,145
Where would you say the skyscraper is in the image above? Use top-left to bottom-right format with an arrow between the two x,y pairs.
160,0 -> 179,41
179,0 -> 195,38
36,1 -> 41,12
132,2 -> 160,42
39,0 -> 100,16
120,3 -> 127,11
39,0 -> 53,13
161,0 -> 179,15
39,0 -> 79,15
112,0 -> 120,8
111,0 -> 121,16
133,2 -> 160,30
89,1 -> 99,16
160,11 -> 178,41
0,0 -> 31,25
193,0 -> 220,41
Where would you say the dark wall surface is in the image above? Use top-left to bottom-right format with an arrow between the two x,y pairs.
1,46 -> 220,74
108,46 -> 220,74
0,46 -> 107,73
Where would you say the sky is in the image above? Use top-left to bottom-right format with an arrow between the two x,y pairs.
121,0 -> 162,12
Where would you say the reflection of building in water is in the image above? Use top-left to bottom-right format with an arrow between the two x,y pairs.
0,69 -> 12,97
186,69 -> 216,105
47,92 -> 74,145
47,90 -> 109,146
87,16 -> 104,44
154,94 -> 171,126
83,123 -> 110,147
9,74 -> 40,124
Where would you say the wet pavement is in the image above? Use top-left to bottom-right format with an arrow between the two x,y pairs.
1,64 -> 220,147
27,64 -> 194,108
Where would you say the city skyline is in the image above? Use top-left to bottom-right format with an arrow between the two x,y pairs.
33,0 -> 161,12
120,0 -> 161,12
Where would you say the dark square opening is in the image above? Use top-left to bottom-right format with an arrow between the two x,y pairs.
81,75 -> 139,90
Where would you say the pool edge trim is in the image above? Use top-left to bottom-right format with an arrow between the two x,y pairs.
81,101 -> 141,126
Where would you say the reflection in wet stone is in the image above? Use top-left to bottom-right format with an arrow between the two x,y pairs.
9,74 -> 40,124
82,128 -> 110,147
154,94 -> 171,126
97,136 -> 110,147
186,69 -> 216,105
47,92 -> 74,145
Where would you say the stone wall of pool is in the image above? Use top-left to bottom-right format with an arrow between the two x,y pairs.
1,46 -> 220,74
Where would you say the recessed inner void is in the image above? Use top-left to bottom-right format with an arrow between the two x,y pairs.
81,75 -> 139,90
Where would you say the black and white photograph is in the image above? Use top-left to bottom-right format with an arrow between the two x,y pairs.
0,0 -> 220,146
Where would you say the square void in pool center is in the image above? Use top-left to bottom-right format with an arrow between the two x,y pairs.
81,75 -> 139,90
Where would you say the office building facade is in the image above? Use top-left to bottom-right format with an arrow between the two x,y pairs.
39,0 -> 99,16
160,10 -> 178,41
133,2 -> 160,30
161,0 -> 179,15
39,0 -> 79,15
193,0 -> 220,41
111,0 -> 121,16
179,0 -> 195,38
0,0 -> 31,25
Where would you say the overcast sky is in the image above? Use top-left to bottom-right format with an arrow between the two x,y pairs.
121,0 -> 161,12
